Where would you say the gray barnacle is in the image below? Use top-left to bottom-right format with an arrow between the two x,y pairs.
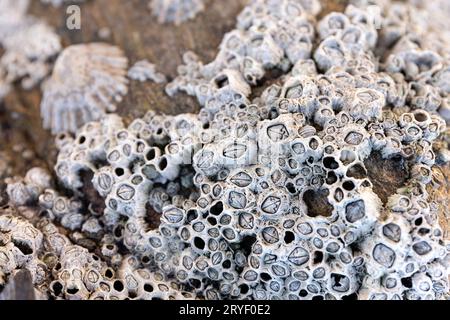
128,60 -> 167,84
40,43 -> 129,134
345,88 -> 385,120
314,37 -> 348,72
408,82 -> 442,112
0,214 -> 44,283
317,12 -> 350,39
149,0 -> 205,25
385,50 -> 443,81
24,167 -> 53,194
167,0 -> 321,107
5,177 -> 33,206
297,0 -> 321,16
92,167 -> 116,197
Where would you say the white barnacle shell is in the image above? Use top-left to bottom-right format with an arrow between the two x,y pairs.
257,188 -> 289,217
40,43 -> 129,134
346,88 -> 385,120
432,66 -> 450,94
3,0 -> 447,301
317,12 -> 350,39
0,65 -> 11,101
149,0 -> 205,25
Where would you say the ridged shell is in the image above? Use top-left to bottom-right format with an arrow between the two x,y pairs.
149,0 -> 205,25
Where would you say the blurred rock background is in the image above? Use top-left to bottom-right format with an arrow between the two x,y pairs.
0,0 -> 447,236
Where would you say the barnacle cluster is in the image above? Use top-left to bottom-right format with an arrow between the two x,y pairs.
0,0 -> 30,41
1,0 -> 450,300
128,60 -> 167,84
40,0 -> 85,7
0,210 -> 193,299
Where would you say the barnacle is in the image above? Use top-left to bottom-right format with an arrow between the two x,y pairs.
6,167 -> 52,207
128,60 -> 167,83
1,0 -> 450,301
40,43 -> 129,134
149,0 -> 205,25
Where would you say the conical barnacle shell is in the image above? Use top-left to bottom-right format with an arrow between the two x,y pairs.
40,43 -> 129,134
